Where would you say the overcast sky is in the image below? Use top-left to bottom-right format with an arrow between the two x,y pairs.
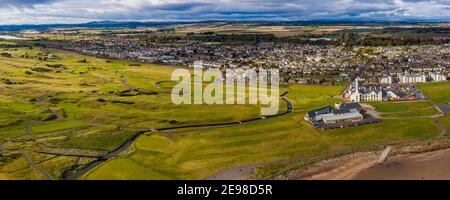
0,0 -> 449,24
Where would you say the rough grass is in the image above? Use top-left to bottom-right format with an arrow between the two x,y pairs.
0,152 -> 47,180
55,130 -> 136,152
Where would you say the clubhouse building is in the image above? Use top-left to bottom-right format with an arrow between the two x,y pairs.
305,103 -> 382,130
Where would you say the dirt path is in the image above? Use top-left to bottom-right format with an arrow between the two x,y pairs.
17,150 -> 54,180
23,108 -> 63,136
24,121 -> 39,136
434,118 -> 447,137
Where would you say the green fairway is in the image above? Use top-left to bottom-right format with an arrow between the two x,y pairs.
85,85 -> 439,180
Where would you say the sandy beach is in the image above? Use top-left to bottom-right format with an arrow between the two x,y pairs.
301,148 -> 450,180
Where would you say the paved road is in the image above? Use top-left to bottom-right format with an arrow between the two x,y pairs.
434,118 -> 447,137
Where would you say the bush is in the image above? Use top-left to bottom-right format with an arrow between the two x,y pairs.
31,67 -> 52,72
1,52 -> 12,58
79,59 -> 88,63
46,64 -> 66,69
111,100 -> 135,105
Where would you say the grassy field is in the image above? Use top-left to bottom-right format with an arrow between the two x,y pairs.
418,82 -> 450,104
85,85 -> 439,180
380,108 -> 439,118
0,47 -> 263,136
370,101 -> 433,113
0,41 -> 17,46
0,47 -> 445,180
0,47 -> 263,179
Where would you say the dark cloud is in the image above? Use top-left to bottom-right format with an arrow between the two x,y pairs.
0,0 -> 56,6
149,2 -> 208,11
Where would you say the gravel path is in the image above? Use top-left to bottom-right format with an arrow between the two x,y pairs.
434,118 -> 447,137
17,150 -> 54,180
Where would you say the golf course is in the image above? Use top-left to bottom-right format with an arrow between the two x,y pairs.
0,47 -> 447,180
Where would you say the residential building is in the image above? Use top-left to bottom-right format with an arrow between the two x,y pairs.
379,75 -> 393,84
399,71 -> 427,84
348,77 -> 399,102
429,72 -> 447,82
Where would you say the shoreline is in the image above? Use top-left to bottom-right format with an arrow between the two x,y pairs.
287,138 -> 450,180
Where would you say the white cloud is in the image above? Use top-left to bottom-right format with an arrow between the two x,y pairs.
0,0 -> 448,24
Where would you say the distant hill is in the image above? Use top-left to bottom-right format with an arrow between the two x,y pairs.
0,20 -> 447,32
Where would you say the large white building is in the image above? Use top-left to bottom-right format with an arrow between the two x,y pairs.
349,77 -> 399,102
305,103 -> 363,127
429,72 -> 447,82
399,71 -> 427,84
379,75 -> 393,84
